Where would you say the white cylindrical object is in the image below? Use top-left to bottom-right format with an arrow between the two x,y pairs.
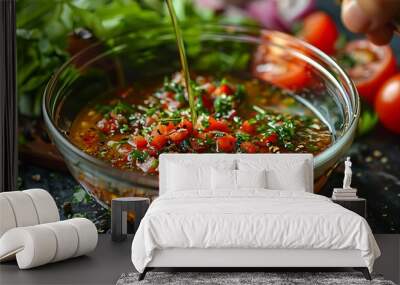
0,226 -> 57,269
0,196 -> 17,237
23,189 -> 60,224
42,221 -> 79,262
66,218 -> 98,257
1,192 -> 39,227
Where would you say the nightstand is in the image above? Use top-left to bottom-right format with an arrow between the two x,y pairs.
331,198 -> 367,218
111,197 -> 150,242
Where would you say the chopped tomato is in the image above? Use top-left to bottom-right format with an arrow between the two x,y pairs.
97,118 -> 118,134
216,135 -> 237,152
131,135 -> 147,150
241,120 -> 256,134
145,116 -> 156,126
253,46 -> 311,90
343,40 -> 397,104
206,83 -> 216,94
214,84 -> 233,96
201,93 -> 214,111
169,129 -> 189,143
146,147 -> 158,157
178,120 -> 193,133
299,11 -> 338,55
206,117 -> 230,133
190,138 -> 207,152
240,142 -> 258,153
152,122 -> 175,135
262,133 -> 278,145
375,73 -> 400,134
150,134 -> 168,150
118,144 -> 133,158
82,132 -> 98,146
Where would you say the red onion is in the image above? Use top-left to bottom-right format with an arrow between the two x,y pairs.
277,0 -> 316,30
194,0 -> 225,11
246,0 -> 287,31
245,0 -> 315,31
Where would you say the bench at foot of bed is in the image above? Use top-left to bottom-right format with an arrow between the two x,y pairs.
137,267 -> 372,281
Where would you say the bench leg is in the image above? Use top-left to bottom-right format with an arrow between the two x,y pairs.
354,267 -> 371,280
138,268 -> 148,281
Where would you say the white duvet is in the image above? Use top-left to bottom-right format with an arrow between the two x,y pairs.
131,190 -> 380,273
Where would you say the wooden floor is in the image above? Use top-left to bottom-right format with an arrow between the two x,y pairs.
0,234 -> 398,285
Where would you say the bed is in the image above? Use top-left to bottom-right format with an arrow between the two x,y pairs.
131,154 -> 380,280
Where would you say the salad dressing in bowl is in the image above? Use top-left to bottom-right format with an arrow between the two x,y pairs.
43,25 -> 359,207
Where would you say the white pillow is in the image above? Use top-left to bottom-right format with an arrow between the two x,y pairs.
266,164 -> 307,191
238,159 -> 310,192
211,169 -> 267,190
211,168 -> 236,190
167,163 -> 211,191
167,160 -> 236,192
236,169 -> 267,189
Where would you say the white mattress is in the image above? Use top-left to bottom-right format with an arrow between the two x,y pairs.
131,190 -> 380,273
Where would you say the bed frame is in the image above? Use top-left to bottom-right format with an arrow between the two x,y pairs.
139,248 -> 371,280
138,154 -> 372,281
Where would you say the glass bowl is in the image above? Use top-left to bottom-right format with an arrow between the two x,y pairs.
43,25 -> 360,207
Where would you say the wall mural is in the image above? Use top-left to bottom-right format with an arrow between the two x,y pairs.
16,0 -> 399,234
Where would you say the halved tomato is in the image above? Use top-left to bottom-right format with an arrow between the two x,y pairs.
343,40 -> 397,104
298,11 -> 338,55
253,45 -> 311,90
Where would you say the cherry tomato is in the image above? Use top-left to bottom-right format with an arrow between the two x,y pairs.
216,135 -> 237,153
169,129 -> 189,143
375,73 -> 400,134
241,120 -> 256,135
299,11 -> 338,55
240,142 -> 259,153
131,135 -> 147,150
253,46 -> 311,90
150,135 -> 168,150
344,40 -> 397,104
206,117 -> 230,133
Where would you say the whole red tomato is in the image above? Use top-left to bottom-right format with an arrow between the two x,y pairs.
375,74 -> 400,134
299,11 -> 338,55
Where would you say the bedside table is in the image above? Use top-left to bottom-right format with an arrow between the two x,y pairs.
111,197 -> 150,242
331,198 -> 367,218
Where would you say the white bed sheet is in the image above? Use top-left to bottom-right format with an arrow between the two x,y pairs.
131,190 -> 380,273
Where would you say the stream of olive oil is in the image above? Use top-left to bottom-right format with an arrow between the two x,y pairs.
165,0 -> 197,125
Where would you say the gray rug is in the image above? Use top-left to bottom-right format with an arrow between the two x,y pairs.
116,272 -> 396,285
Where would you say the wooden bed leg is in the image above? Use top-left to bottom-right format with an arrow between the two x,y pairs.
138,268 -> 148,281
354,267 -> 371,280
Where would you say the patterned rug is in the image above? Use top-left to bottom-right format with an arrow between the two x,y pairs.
116,271 -> 396,285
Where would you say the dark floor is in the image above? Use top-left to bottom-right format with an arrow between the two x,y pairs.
0,234 -> 134,285
1,234 -> 399,285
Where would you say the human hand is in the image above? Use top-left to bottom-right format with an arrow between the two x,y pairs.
341,0 -> 400,45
